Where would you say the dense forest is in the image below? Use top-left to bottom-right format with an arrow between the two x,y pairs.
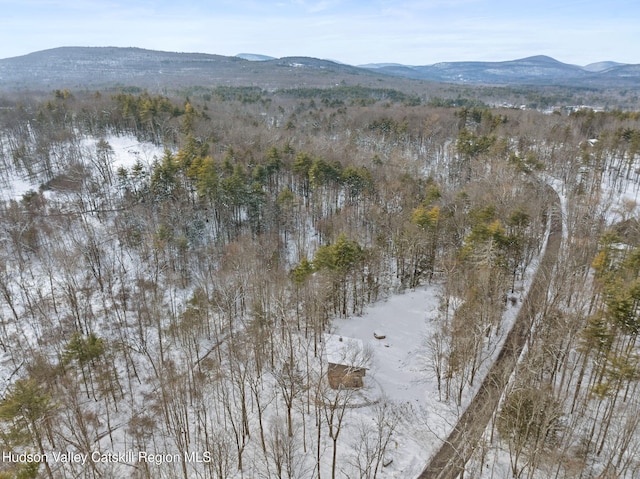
0,84 -> 640,478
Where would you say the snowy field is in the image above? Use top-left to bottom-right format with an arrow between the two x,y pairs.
87,134 -> 166,167
0,133 -> 165,201
329,256 -> 541,477
329,286 -> 441,477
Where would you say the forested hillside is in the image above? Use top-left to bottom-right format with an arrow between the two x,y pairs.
1,86 -> 640,478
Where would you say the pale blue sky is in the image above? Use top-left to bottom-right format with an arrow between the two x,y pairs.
0,0 -> 637,65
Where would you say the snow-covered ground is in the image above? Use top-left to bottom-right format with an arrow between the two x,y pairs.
0,133 -> 165,201
329,286 -> 441,477
81,134 -> 166,170
0,133 -> 550,479
332,287 -> 439,405
471,155 -> 640,479
328,251 -> 542,477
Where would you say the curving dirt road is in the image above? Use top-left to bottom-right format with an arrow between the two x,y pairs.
418,185 -> 562,479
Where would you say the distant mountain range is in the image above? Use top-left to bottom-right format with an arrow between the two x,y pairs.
0,47 -> 374,90
359,55 -> 640,87
0,47 -> 638,91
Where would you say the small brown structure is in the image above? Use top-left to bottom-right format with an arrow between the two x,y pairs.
324,334 -> 368,389
328,363 -> 366,389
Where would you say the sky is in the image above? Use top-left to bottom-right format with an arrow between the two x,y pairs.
0,0 -> 638,66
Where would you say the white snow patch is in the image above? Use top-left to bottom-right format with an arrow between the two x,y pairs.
332,287 -> 439,404
82,133 -> 165,170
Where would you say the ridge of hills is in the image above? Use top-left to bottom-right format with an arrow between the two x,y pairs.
0,46 -> 639,91
360,54 -> 640,86
0,47 -> 378,90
